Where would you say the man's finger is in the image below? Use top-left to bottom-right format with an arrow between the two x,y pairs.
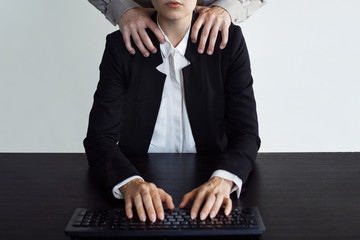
138,28 -> 157,54
133,193 -> 147,222
199,193 -> 216,220
209,193 -> 224,219
219,23 -> 229,50
197,17 -> 214,54
224,197 -> 232,216
191,16 -> 205,44
130,25 -> 149,57
146,19 -> 165,44
122,28 -> 136,55
206,20 -> 221,55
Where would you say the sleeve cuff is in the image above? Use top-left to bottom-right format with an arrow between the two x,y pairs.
211,169 -> 243,198
112,175 -> 144,199
105,0 -> 141,26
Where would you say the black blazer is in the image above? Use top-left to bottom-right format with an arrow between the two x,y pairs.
84,13 -> 260,196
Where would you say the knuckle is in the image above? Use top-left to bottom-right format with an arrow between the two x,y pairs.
133,37 -> 142,45
142,191 -> 151,198
134,19 -> 143,27
216,192 -> 224,198
139,185 -> 149,193
210,30 -> 218,39
192,25 -> 200,32
147,207 -> 155,214
167,195 -> 173,201
155,205 -> 163,212
125,201 -> 132,208
208,14 -> 215,21
215,15 -> 223,22
201,30 -> 210,38
197,188 -> 206,196
134,193 -> 142,201
129,22 -> 137,30
202,12 -> 210,18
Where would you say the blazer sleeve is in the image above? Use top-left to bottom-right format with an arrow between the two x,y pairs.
83,33 -> 140,196
216,24 -> 261,184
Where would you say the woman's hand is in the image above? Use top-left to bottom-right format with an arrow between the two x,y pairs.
179,177 -> 233,220
120,178 -> 175,222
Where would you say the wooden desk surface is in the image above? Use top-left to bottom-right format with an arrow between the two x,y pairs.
0,153 -> 359,240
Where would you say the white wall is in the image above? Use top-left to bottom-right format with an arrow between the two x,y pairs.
0,0 -> 359,152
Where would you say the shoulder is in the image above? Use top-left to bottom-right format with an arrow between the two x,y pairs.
227,24 -> 246,50
105,30 -> 125,50
103,30 -> 137,61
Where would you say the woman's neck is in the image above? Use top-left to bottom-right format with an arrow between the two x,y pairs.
158,14 -> 192,47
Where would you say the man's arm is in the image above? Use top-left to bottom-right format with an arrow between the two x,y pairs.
88,0 -> 265,56
88,0 -> 149,26
88,0 -> 266,26
211,0 -> 266,24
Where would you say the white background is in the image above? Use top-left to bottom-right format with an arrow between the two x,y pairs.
0,0 -> 359,152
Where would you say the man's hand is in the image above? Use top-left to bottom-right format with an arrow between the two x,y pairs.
120,178 -> 175,222
179,177 -> 233,220
192,6 -> 231,55
118,8 -> 165,57
119,6 -> 231,57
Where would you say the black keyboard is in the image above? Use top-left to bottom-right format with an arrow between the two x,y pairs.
65,207 -> 265,238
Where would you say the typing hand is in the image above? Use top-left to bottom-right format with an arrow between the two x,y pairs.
120,178 -> 175,222
118,8 -> 165,57
192,6 -> 231,55
179,177 -> 233,220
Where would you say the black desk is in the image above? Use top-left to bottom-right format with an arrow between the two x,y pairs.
1,153 -> 359,240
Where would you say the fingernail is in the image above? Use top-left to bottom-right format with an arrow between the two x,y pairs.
130,50 -> 135,55
192,39 -> 196,43
150,214 -> 156,222
144,52 -> 150,57
140,214 -> 146,222
207,50 -> 212,55
191,213 -> 196,220
159,212 -> 164,220
200,213 -> 206,220
210,211 -> 215,219
152,49 -> 157,54
220,45 -> 225,50
198,49 -> 203,54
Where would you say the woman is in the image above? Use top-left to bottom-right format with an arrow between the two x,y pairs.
84,0 -> 260,223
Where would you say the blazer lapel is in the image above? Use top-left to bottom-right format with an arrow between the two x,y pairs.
182,12 -> 226,153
